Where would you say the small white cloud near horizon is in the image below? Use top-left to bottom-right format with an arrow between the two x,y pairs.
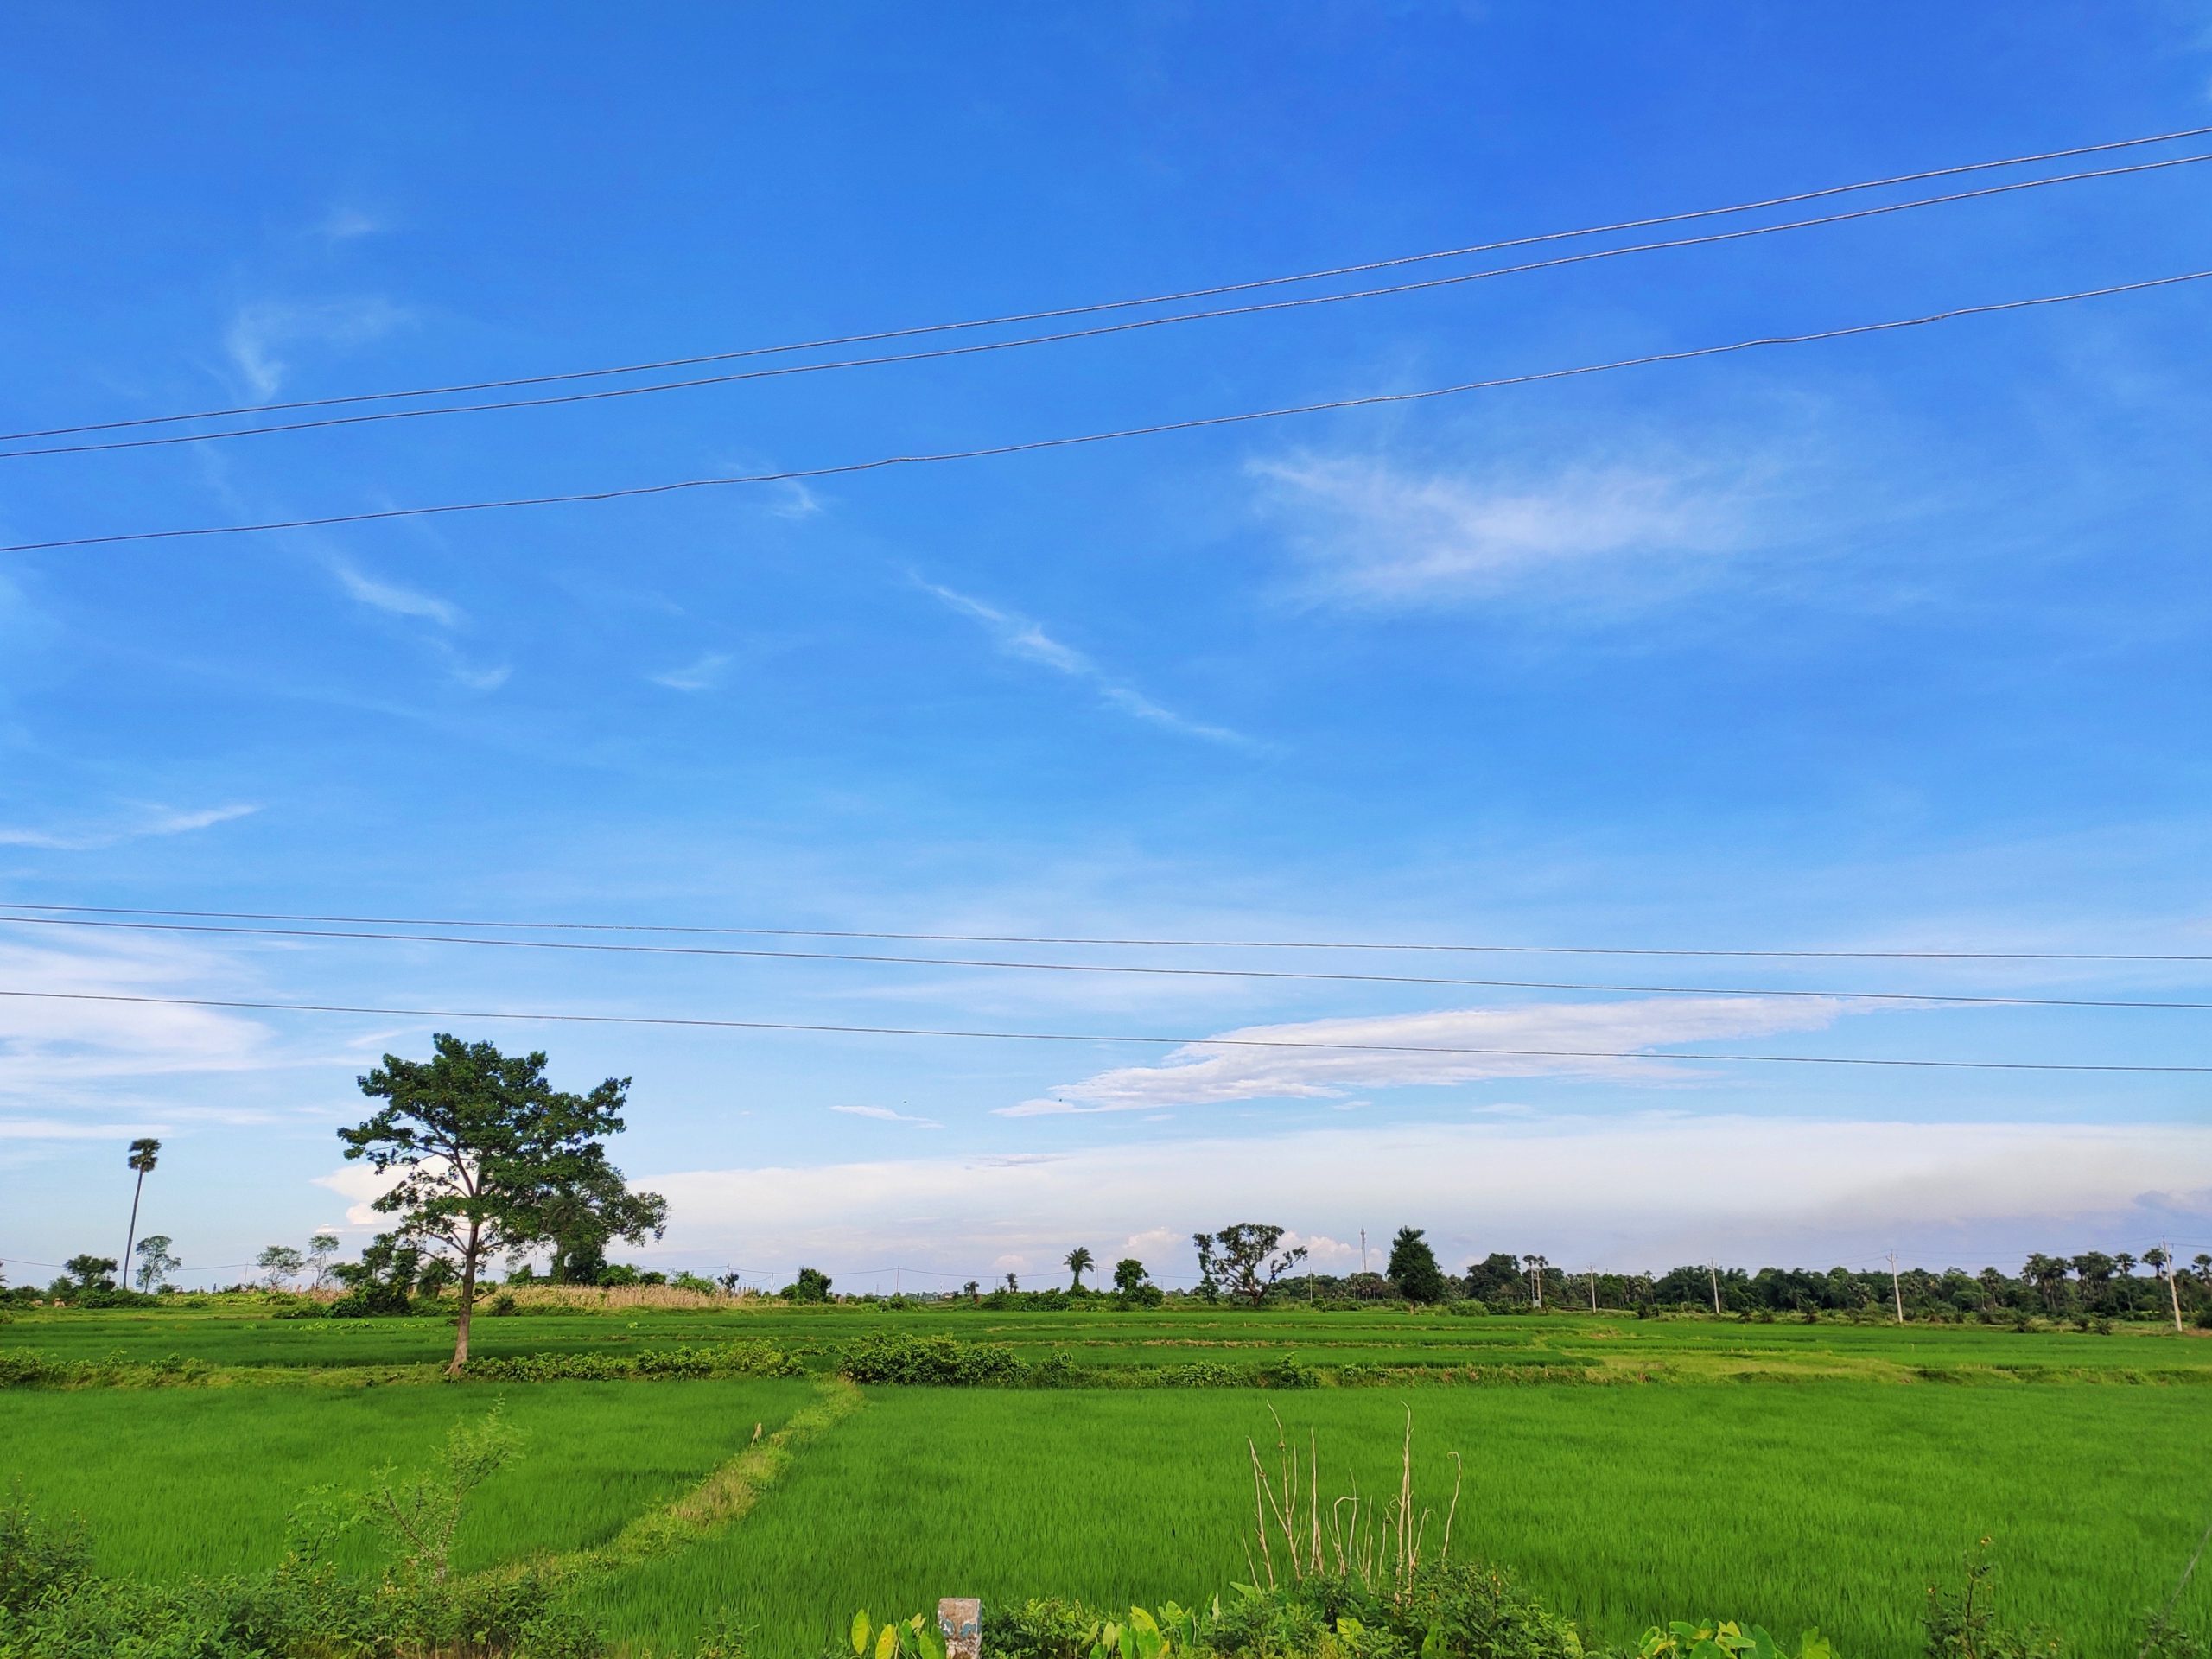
225,296 -> 410,400
652,652 -> 733,692
917,577 -> 1247,745
830,1104 -> 945,1130
1000,995 -> 1848,1116
1251,447 -> 1763,608
0,802 -> 260,852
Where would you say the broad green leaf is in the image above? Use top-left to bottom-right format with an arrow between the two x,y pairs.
876,1621 -> 899,1659
851,1613 -> 871,1658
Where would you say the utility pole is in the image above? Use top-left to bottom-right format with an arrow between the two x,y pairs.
1360,1229 -> 1368,1274
1889,1251 -> 1904,1324
1707,1260 -> 1720,1316
2165,1238 -> 2184,1333
1587,1268 -> 1597,1313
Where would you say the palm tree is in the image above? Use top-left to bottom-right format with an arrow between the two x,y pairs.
2022,1253 -> 2069,1311
121,1137 -> 161,1279
1065,1247 -> 1094,1289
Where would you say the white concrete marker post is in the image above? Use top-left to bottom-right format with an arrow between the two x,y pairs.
940,1599 -> 982,1659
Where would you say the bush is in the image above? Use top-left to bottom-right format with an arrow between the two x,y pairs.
1444,1300 -> 1490,1317
1154,1362 -> 1243,1388
326,1283 -> 416,1319
465,1339 -> 801,1382
835,1334 -> 1027,1386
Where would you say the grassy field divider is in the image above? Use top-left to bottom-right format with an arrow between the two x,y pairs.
538,1376 -> 867,1581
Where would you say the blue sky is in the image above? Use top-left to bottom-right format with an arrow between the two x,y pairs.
3,5 -> 2210,1291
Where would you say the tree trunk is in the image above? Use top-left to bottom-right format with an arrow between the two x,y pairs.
448,1220 -> 481,1376
122,1171 -> 145,1288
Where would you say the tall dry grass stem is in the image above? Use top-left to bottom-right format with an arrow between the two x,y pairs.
1245,1404 -> 1463,1601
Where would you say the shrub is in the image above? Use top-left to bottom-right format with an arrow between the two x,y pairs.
1444,1300 -> 1490,1317
465,1339 -> 801,1382
835,1334 -> 1027,1386
1154,1362 -> 1243,1388
0,1491 -> 93,1611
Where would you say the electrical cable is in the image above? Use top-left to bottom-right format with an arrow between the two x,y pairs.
8,121 -> 2208,445
3,902 -> 2205,963
10,149 -> 2210,461
7,265 -> 2209,556
2,912 -> 2206,1011
2,986 -> 2204,1073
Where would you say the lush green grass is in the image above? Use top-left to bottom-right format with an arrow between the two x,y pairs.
5,1300 -> 2205,1381
590,1384 -> 2212,1659
8,1304 -> 2211,1658
0,1378 -> 813,1580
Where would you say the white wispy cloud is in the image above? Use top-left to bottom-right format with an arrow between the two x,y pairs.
325,560 -> 510,691
918,578 -> 1246,745
638,1116 -> 2212,1280
652,652 -> 733,692
1251,448 -> 1761,608
329,559 -> 461,626
0,802 -> 259,851
999,995 -> 1846,1116
225,296 -> 410,400
315,207 -> 384,243
766,480 -> 822,520
830,1104 -> 944,1130
442,657 -> 512,692
0,938 -> 278,1093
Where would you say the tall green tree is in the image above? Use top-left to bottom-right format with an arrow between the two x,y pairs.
782,1266 -> 833,1302
1064,1246 -> 1095,1290
1112,1257 -> 1150,1296
1193,1224 -> 1307,1306
306,1231 -> 340,1289
1385,1226 -> 1448,1304
257,1244 -> 306,1290
132,1235 -> 180,1293
62,1254 -> 117,1294
120,1137 -> 160,1279
338,1034 -> 667,1374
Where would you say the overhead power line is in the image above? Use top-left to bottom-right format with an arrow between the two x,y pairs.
3,903 -> 2206,963
6,121 -> 2207,448
2,987 -> 2202,1074
7,266 -> 2209,556
10,149 -> 2210,461
3,912 -> 2207,1011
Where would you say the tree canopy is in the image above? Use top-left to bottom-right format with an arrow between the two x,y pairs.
338,1034 -> 667,1372
1385,1226 -> 1448,1304
1193,1223 -> 1307,1306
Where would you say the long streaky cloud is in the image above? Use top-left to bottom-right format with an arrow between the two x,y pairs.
831,1104 -> 945,1130
918,578 -> 1246,745
0,803 -> 259,851
999,995 -> 1848,1116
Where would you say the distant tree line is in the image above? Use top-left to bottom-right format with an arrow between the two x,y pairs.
16,1122 -> 2210,1334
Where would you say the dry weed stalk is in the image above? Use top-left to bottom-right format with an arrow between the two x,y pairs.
1244,1405 -> 1465,1602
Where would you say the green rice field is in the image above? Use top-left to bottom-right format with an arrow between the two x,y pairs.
3,1300 -> 2200,1380
5,1301 -> 2209,1657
